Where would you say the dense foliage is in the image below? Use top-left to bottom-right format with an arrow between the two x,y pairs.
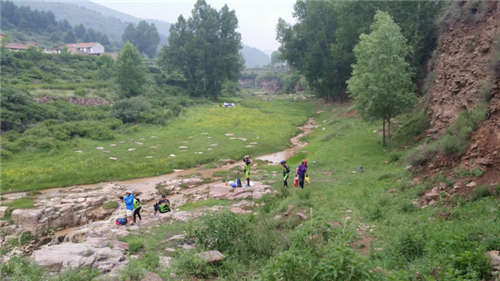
348,11 -> 416,147
122,21 -> 160,58
277,0 -> 443,99
115,42 -> 146,97
0,1 -> 111,49
158,0 -> 243,98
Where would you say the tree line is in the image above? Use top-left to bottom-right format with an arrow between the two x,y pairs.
277,0 -> 446,146
118,0 -> 242,100
1,1 -> 111,49
277,0 -> 444,101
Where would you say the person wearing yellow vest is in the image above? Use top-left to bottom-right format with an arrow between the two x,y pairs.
243,155 -> 251,187
133,197 -> 142,224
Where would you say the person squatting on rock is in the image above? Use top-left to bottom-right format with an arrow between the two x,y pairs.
296,160 -> 308,189
119,190 -> 134,224
281,160 -> 290,187
243,155 -> 251,187
154,194 -> 171,215
133,197 -> 142,224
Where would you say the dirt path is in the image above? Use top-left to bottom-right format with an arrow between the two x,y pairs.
0,118 -> 317,276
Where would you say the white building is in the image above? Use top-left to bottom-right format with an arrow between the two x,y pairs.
59,42 -> 104,55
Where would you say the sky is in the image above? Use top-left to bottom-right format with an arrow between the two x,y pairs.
90,0 -> 297,53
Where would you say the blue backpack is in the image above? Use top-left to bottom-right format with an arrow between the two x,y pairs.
116,218 -> 127,225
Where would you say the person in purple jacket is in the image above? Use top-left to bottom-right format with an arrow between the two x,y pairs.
296,160 -> 308,189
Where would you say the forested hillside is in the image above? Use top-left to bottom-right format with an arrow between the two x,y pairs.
1,1 -> 111,49
11,0 -> 170,46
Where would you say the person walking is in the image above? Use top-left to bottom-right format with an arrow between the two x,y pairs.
243,155 -> 251,187
120,190 -> 134,224
132,197 -> 142,224
280,160 -> 290,187
296,160 -> 308,189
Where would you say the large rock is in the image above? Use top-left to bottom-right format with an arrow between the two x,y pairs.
196,250 -> 225,263
141,271 -> 163,281
11,209 -> 45,234
32,242 -> 125,273
32,243 -> 96,272
0,206 -> 8,218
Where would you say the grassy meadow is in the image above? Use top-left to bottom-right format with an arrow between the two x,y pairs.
1,97 -> 315,193
112,103 -> 499,280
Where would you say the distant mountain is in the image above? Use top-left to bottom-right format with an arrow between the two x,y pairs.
241,46 -> 270,68
12,0 -> 170,45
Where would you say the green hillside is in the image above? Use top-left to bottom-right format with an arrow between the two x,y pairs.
12,0 -> 170,45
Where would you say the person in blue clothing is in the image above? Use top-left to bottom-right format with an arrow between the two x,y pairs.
119,190 -> 134,225
296,160 -> 308,189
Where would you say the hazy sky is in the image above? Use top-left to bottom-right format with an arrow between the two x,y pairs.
90,0 -> 297,53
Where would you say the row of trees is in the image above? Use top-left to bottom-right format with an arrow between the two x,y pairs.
115,0 -> 243,100
122,21 -> 160,58
1,1 -> 111,48
277,0 -> 443,101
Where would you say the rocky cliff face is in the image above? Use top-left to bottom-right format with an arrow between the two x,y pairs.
425,1 -> 500,184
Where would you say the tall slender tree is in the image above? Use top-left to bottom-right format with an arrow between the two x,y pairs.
347,11 -> 417,147
116,42 -> 146,98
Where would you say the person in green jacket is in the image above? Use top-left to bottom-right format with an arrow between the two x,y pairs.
280,160 -> 290,187
154,194 -> 171,215
243,155 -> 251,187
133,197 -> 142,224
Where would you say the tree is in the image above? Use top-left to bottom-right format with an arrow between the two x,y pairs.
347,11 -> 417,147
115,42 -> 146,97
122,21 -> 160,58
277,0 -> 342,100
158,0 -> 242,98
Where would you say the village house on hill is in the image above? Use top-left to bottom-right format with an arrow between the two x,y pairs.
58,42 -> 104,55
4,42 -> 37,51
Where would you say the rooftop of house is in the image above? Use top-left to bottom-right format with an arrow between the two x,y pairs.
5,42 -> 36,50
64,42 -> 101,48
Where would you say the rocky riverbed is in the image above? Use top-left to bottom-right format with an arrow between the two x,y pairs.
0,118 -> 317,278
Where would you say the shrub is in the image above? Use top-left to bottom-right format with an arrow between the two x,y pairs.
54,268 -> 99,281
112,97 -> 152,123
259,249 -> 313,281
102,201 -> 119,210
0,256 -> 45,280
436,104 -> 487,157
395,107 -> 430,144
472,185 -> 492,201
19,231 -> 35,245
479,79 -> 494,102
74,88 -> 88,97
444,248 -> 491,280
391,228 -> 426,263
188,211 -> 248,253
119,258 -> 145,281
172,251 -> 215,279
313,242 -> 374,281
126,236 -> 145,254
406,144 -> 437,166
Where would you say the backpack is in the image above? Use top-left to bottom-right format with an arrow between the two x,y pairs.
115,217 -> 127,225
236,178 -> 242,187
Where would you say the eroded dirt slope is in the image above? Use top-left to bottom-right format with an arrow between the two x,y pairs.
426,1 -> 500,184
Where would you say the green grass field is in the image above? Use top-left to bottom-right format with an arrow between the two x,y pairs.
1,97 -> 315,193
111,103 -> 499,280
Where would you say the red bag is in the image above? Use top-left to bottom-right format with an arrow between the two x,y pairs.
294,177 -> 299,187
